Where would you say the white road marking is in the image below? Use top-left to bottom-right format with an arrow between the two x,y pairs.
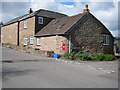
98,68 -> 102,70
55,59 -> 115,73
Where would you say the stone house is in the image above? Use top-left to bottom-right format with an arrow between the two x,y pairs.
1,4 -> 114,54
0,22 -> 2,43
1,9 -> 67,46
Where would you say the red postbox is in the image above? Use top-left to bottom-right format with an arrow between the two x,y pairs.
62,43 -> 65,51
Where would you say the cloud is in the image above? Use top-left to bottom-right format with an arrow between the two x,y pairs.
64,5 -> 74,8
30,1 -> 119,37
2,2 -> 31,23
89,2 -> 118,31
1,1 -> 119,37
110,30 -> 119,37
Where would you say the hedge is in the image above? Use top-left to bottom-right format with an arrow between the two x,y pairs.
62,52 -> 117,61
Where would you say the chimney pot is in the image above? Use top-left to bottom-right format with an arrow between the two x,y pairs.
84,4 -> 89,13
28,8 -> 33,14
85,4 -> 88,9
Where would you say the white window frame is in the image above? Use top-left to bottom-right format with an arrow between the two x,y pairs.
38,17 -> 43,24
36,37 -> 41,46
24,20 -> 27,29
103,34 -> 109,45
24,36 -> 27,45
30,36 -> 33,45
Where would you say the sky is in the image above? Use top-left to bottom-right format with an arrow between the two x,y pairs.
0,0 -> 119,37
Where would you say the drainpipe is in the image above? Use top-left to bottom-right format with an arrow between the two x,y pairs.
69,35 -> 71,53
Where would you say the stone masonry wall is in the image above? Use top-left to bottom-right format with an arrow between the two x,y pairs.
69,13 -> 114,54
35,35 -> 68,54
1,22 -> 18,45
103,35 -> 114,54
19,16 -> 35,47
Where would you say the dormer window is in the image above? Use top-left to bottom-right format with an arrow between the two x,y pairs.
38,17 -> 43,24
24,20 -> 27,29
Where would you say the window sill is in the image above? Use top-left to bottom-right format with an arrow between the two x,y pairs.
38,23 -> 43,24
36,44 -> 41,46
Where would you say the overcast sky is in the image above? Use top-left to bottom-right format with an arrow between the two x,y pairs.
0,1 -> 119,37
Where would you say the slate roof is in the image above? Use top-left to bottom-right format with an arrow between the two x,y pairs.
3,9 -> 68,26
3,14 -> 29,26
35,12 -> 88,36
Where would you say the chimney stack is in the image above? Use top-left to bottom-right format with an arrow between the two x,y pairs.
28,8 -> 33,14
83,4 -> 89,13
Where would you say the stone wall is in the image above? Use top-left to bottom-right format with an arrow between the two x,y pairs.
35,35 -> 68,54
68,13 -> 114,54
1,22 -> 18,45
19,16 -> 35,47
2,43 -> 53,57
103,35 -> 114,54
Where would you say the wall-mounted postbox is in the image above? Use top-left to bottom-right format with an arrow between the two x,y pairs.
62,43 -> 65,51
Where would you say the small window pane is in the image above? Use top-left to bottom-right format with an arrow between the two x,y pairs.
107,35 -> 109,44
30,36 -> 33,45
38,17 -> 43,24
103,34 -> 109,45
36,37 -> 41,45
24,36 -> 27,45
24,20 -> 27,28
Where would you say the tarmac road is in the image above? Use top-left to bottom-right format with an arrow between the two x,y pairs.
2,47 -> 118,88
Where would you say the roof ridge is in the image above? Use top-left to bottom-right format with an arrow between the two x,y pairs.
35,12 -> 89,36
3,9 -> 68,26
52,12 -> 87,21
35,9 -> 68,16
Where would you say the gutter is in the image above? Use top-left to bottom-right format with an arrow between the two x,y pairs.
35,33 -> 65,37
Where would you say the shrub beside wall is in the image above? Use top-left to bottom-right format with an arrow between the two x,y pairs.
62,52 -> 117,61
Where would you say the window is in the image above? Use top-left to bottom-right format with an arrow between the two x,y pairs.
103,34 -> 109,45
57,24 -> 65,29
30,36 -> 33,45
24,20 -> 27,28
36,37 -> 41,45
24,36 -> 27,45
38,17 -> 43,24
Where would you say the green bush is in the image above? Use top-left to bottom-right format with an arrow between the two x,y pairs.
91,54 -> 105,61
62,52 -> 76,60
69,52 -> 76,60
91,54 -> 116,61
104,54 -> 117,61
62,52 -> 116,61
2,43 -> 12,46
74,52 -> 82,59
74,52 -> 92,60
28,46 -> 33,49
